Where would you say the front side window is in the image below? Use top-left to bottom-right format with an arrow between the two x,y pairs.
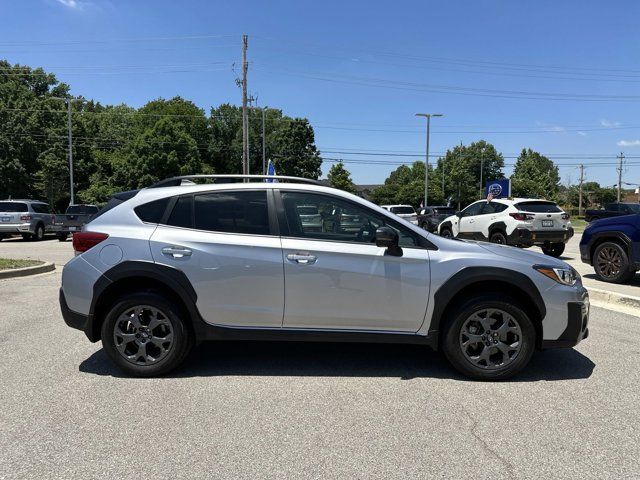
281,191 -> 421,247
461,202 -> 483,217
194,190 -> 269,235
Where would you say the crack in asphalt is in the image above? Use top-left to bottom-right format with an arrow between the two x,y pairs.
460,405 -> 516,479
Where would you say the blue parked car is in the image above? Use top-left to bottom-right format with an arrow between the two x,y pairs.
580,214 -> 640,283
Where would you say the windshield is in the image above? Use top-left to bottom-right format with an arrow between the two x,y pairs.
515,201 -> 562,213
66,205 -> 99,214
0,202 -> 28,212
434,207 -> 455,215
390,206 -> 416,215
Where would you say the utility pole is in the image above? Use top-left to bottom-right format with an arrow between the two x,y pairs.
262,106 -> 267,175
415,113 -> 443,206
617,152 -> 625,202
241,34 -> 249,175
441,159 -> 445,202
52,97 -> 76,205
578,164 -> 584,217
479,148 -> 484,199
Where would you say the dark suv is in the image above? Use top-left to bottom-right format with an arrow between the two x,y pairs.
580,214 -> 640,283
417,206 -> 456,232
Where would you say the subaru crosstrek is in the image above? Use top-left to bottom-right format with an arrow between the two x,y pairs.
60,175 -> 589,380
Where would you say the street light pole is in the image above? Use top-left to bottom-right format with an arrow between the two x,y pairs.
416,113 -> 443,207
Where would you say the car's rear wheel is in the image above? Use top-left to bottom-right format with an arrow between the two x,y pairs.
57,233 -> 68,242
442,295 -> 536,380
32,224 -> 44,241
440,228 -> 453,238
593,242 -> 635,284
541,242 -> 565,258
101,292 -> 193,377
489,230 -> 507,245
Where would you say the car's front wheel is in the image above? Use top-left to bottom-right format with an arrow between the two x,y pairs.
442,295 -> 536,380
489,230 -> 507,245
440,228 -> 453,238
101,292 -> 193,377
593,242 -> 635,284
541,242 -> 565,258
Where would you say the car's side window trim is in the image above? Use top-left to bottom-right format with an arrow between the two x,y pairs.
274,189 -> 436,250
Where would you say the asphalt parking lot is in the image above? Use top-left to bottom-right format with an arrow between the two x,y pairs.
0,238 -> 639,479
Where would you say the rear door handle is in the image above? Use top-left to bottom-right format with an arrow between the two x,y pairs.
286,253 -> 317,265
161,246 -> 192,258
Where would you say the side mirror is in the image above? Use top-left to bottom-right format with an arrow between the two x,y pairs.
375,226 -> 402,256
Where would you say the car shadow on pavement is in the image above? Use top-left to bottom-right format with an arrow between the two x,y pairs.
79,342 -> 595,382
583,273 -> 640,287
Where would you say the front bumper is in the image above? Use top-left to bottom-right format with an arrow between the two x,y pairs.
509,227 -> 574,246
541,290 -> 589,349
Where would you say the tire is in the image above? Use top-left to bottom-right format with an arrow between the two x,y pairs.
442,294 -> 536,381
593,242 -> 636,284
101,292 -> 193,377
440,228 -> 453,238
21,233 -> 32,240
32,224 -> 45,241
57,233 -> 68,242
541,242 -> 565,258
489,230 -> 507,245
420,222 -> 428,231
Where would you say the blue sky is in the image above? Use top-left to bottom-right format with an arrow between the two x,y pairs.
2,0 -> 640,187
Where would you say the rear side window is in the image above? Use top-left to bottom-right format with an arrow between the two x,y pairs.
31,204 -> 51,214
134,198 -> 170,223
167,196 -> 193,228
515,201 -> 561,213
194,191 -> 269,235
0,202 -> 28,212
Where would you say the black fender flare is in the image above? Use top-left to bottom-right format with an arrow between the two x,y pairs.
488,221 -> 507,236
439,220 -> 453,234
86,261 -> 204,342
428,266 -> 546,341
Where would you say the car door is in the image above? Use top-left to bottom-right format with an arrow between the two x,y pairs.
149,189 -> 285,328
457,202 -> 484,239
277,190 -> 430,332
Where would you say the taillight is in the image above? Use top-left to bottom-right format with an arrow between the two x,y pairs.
561,213 -> 570,220
509,212 -> 534,221
72,232 -> 109,253
20,215 -> 31,221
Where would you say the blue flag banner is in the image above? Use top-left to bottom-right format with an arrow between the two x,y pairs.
485,179 -> 511,198
266,160 -> 277,182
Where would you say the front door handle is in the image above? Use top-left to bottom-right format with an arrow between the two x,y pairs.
286,253 -> 317,265
161,246 -> 192,258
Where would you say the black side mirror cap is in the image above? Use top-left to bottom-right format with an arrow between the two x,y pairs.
375,226 -> 403,256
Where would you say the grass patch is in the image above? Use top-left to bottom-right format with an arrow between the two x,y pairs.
0,258 -> 43,270
571,218 -> 588,233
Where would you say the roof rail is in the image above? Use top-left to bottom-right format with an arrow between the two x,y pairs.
148,174 -> 322,188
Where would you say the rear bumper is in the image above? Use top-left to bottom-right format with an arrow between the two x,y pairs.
508,227 -> 574,246
0,223 -> 33,234
541,292 -> 590,349
59,288 -> 90,333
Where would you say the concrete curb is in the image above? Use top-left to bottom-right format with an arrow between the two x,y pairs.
588,287 -> 640,317
0,262 -> 55,279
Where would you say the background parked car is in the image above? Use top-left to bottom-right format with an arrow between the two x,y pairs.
51,204 -> 99,241
580,214 -> 640,283
584,202 -> 640,222
438,198 -> 573,257
417,205 -> 456,232
381,204 -> 419,224
0,199 -> 56,241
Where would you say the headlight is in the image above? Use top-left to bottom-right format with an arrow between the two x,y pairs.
534,265 -> 579,286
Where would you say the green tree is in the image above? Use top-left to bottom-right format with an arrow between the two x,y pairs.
370,162 -> 438,207
429,140 -> 504,208
327,161 -> 356,193
511,148 -> 560,200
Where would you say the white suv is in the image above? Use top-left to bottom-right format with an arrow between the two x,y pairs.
437,199 -> 573,257
381,204 -> 418,225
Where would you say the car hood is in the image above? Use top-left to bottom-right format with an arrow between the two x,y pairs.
476,241 -> 568,268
